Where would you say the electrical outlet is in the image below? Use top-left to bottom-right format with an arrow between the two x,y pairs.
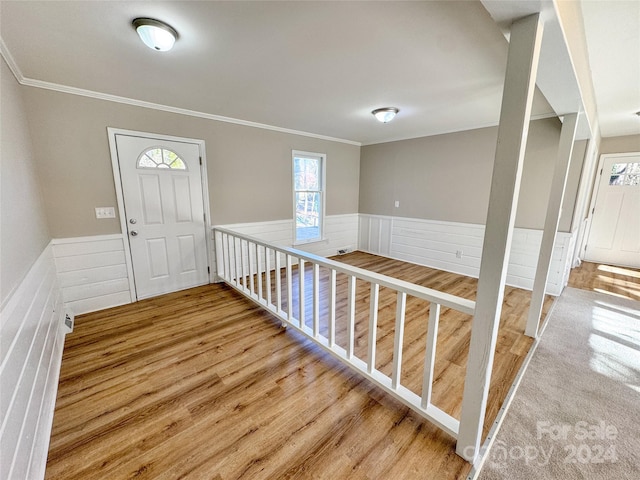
95,207 -> 116,219
62,312 -> 74,334
394,200 -> 400,208
456,250 -> 463,259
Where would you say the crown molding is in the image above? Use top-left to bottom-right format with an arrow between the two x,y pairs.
19,77 -> 362,146
2,35 -> 563,148
0,37 -> 361,147
0,37 -> 24,83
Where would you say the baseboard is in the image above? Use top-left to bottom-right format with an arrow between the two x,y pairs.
0,242 -> 66,479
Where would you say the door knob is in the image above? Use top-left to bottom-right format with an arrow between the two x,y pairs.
129,218 -> 137,224
130,230 -> 138,236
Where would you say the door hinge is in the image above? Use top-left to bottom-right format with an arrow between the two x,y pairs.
203,213 -> 206,223
592,207 -> 595,214
599,168 -> 603,175
207,266 -> 210,274
199,157 -> 202,166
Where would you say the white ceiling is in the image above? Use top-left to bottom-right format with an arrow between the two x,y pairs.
0,1 -> 636,145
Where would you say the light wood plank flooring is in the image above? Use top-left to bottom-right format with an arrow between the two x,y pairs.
567,261 -> 640,301
46,252 -> 557,480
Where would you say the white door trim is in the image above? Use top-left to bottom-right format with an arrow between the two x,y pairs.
582,151 -> 640,264
107,127 -> 213,301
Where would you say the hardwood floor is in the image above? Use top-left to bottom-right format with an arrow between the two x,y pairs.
567,261 -> 640,301
46,252 -> 556,480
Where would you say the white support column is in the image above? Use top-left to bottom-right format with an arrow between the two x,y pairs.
525,113 -> 578,337
456,14 -> 543,462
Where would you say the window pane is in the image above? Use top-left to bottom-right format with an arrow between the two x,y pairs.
139,155 -> 157,168
624,174 -> 639,186
294,157 -> 320,190
610,175 -> 624,186
611,163 -> 627,175
169,157 -> 186,170
148,148 -> 163,164
296,192 -> 320,241
628,162 -> 640,174
164,149 -> 178,164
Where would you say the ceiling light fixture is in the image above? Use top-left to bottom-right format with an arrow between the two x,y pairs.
372,107 -> 399,123
133,18 -> 178,52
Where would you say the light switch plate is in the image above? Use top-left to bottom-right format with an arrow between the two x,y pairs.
95,207 -> 116,219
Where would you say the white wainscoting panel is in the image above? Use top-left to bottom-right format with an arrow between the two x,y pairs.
0,243 -> 66,480
53,235 -> 132,315
216,214 -> 359,258
359,214 -> 574,296
308,214 -> 359,258
391,216 -> 485,278
358,214 -> 393,257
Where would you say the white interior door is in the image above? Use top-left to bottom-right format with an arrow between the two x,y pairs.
585,154 -> 640,267
115,134 -> 209,299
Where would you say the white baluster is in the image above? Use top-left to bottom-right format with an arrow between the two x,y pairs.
347,275 -> 356,359
299,258 -> 305,329
367,283 -> 379,374
313,263 -> 320,337
422,302 -> 440,409
392,291 -> 406,389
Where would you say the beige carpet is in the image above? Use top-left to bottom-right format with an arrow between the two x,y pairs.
478,287 -> 640,479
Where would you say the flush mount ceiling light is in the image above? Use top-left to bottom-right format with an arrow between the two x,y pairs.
133,18 -> 178,52
372,107 -> 399,123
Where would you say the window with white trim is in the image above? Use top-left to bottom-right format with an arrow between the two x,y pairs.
293,151 -> 325,244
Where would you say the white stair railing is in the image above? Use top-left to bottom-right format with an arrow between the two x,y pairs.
213,227 -> 475,442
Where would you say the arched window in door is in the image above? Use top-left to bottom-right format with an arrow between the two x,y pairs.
137,147 -> 187,170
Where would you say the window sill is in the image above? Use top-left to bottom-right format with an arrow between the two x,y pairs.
293,237 -> 328,247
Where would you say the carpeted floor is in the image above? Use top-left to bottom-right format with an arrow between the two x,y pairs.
478,287 -> 640,479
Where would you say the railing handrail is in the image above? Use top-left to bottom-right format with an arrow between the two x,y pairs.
213,226 -> 475,316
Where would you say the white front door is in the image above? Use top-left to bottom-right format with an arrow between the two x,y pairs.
115,133 -> 209,299
585,153 -> 640,267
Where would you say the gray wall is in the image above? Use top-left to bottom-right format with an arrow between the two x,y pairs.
0,59 -> 51,304
359,118 -> 586,232
599,134 -> 640,154
22,87 -> 360,238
